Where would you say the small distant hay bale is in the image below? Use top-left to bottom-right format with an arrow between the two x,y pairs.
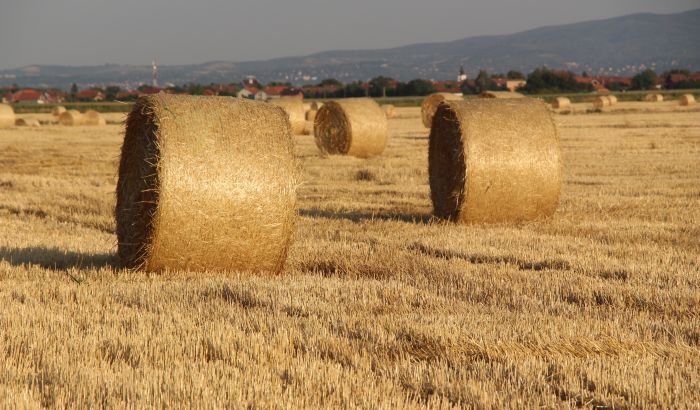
269,97 -> 306,135
421,93 -> 462,128
679,94 -> 696,106
429,98 -> 561,223
52,106 -> 66,116
116,94 -> 298,273
310,101 -> 324,111
58,110 -> 84,126
314,98 -> 388,158
381,104 -> 396,118
15,118 -> 40,127
84,110 -> 106,126
0,103 -> 16,128
607,95 -> 618,105
593,96 -> 610,108
478,91 -> 525,99
305,109 -> 317,122
302,121 -> 314,136
551,97 -> 571,109
303,102 -> 312,112
644,94 -> 663,102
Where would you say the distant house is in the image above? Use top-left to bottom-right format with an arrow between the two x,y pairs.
44,89 -> 66,103
115,90 -> 140,101
75,89 -> 105,102
11,89 -> 46,104
432,80 -> 461,93
237,87 -> 259,99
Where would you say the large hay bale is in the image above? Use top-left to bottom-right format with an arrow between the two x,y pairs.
478,91 -> 525,99
269,97 -> 306,135
84,109 -> 106,126
421,93 -> 462,128
644,94 -> 663,102
305,109 -> 317,122
607,95 -> 618,105
116,94 -> 298,273
381,104 -> 396,118
58,109 -> 84,126
593,96 -> 611,108
429,99 -> 561,223
0,103 -> 16,128
15,118 -> 40,127
314,98 -> 388,158
679,94 -> 696,106
551,97 -> 571,109
52,106 -> 66,116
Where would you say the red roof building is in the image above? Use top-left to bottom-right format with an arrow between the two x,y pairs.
75,89 -> 105,101
11,89 -> 44,104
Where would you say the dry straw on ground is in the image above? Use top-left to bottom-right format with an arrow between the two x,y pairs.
52,105 -> 66,116
679,94 -> 696,106
58,109 -> 84,126
84,110 -> 106,126
116,94 -> 298,273
645,94 -> 663,102
551,97 -> 571,109
305,109 -> 317,122
314,98 -> 388,158
381,104 -> 396,118
0,103 -> 16,127
478,91 -> 525,99
420,92 -> 462,128
593,96 -> 611,108
14,118 -> 40,127
269,97 -> 306,135
429,98 -> 561,223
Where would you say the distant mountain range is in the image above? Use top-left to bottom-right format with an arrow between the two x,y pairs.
2,8 -> 699,89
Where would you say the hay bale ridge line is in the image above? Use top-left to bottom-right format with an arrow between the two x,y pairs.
421,93 -> 462,128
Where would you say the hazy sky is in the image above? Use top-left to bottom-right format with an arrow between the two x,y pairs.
0,0 -> 697,69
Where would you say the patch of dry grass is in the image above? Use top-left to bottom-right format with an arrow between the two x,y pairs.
0,107 -> 698,407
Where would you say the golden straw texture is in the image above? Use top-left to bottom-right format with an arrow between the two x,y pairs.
593,96 -> 610,108
84,110 -> 106,126
429,98 -> 561,223
679,94 -> 696,106
421,93 -> 462,128
14,118 -> 40,127
644,94 -> 663,102
52,106 -> 66,116
116,94 -> 298,273
310,101 -> 324,111
0,103 -> 15,128
381,104 -> 396,118
607,95 -> 618,105
305,109 -> 317,122
58,110 -> 84,126
269,97 -> 306,135
314,98 -> 388,158
552,97 -> 571,109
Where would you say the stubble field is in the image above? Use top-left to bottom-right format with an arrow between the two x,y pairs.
0,100 -> 699,408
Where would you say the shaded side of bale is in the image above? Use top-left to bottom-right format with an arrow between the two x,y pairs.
305,109 -> 317,122
84,110 -> 106,126
314,98 -> 388,158
644,94 -> 663,102
381,104 -> 396,118
116,94 -> 298,273
269,97 -> 306,135
551,97 -> 571,109
680,94 -> 696,106
429,99 -> 561,223
478,91 -> 525,99
607,95 -> 618,105
310,101 -> 324,111
15,118 -> 40,127
421,93 -> 462,128
593,96 -> 610,108
58,110 -> 84,126
0,103 -> 16,128
52,106 -> 66,116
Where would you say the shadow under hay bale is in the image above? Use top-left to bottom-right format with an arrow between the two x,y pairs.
116,94 -> 298,273
58,109 -> 84,126
314,98 -> 388,158
269,97 -> 306,135
429,99 -> 561,224
421,92 -> 462,128
0,103 -> 15,128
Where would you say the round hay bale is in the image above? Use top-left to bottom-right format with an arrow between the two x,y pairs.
381,104 -> 396,118
679,94 -> 696,106
310,101 -> 324,111
116,94 -> 298,273
593,96 -> 610,108
644,94 -> 663,102
421,93 -> 462,128
84,109 -> 106,126
429,98 -> 561,223
478,91 -> 525,99
607,95 -> 618,105
269,97 -> 306,135
52,106 -> 66,116
302,121 -> 314,136
15,118 -> 40,127
314,98 -> 388,158
551,97 -> 571,109
58,109 -> 84,126
0,103 -> 16,128
303,102 -> 312,112
305,109 -> 317,122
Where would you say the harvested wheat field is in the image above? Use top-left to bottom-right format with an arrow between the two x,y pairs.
0,101 -> 699,408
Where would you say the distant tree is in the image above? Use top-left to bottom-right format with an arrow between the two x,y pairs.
369,76 -> 393,97
520,67 -> 591,94
266,81 -> 292,87
664,68 -> 690,76
69,83 -> 78,101
631,69 -> 657,90
581,71 -> 589,78
475,70 -> 490,93
319,78 -> 342,87
105,86 -> 121,100
403,79 -> 435,96
506,70 -> 525,80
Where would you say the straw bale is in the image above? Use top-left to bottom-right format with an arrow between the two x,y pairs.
302,121 -> 314,136
679,94 -> 696,106
478,91 -> 525,99
551,97 -> 571,109
429,98 -> 561,223
644,94 -> 663,102
314,98 -> 388,158
381,104 -> 396,118
0,103 -> 16,128
15,118 -> 40,127
84,110 -> 106,126
607,95 -> 618,105
58,110 -> 84,126
421,93 -> 462,128
306,109 -> 317,122
116,94 -> 298,273
310,101 -> 324,111
593,96 -> 610,108
269,97 -> 306,135
52,106 -> 66,116
303,102 -> 311,112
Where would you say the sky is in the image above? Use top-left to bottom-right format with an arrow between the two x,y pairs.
0,0 -> 697,70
